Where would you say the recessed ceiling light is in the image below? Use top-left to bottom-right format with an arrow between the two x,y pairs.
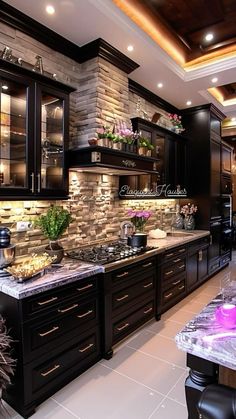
127,45 -> 134,52
46,5 -> 55,15
211,77 -> 218,83
157,83 -> 163,88
205,33 -> 214,42
231,117 -> 236,121
2,85 -> 8,90
186,100 -> 192,106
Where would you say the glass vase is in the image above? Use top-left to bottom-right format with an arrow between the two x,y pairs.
184,215 -> 195,230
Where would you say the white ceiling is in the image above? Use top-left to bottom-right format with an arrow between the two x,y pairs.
4,0 -> 236,118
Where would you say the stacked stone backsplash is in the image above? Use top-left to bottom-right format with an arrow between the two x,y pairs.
0,172 -> 177,256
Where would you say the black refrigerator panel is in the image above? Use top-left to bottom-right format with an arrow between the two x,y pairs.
209,220 -> 221,260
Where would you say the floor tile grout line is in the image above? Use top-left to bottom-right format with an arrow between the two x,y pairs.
126,344 -> 186,370
50,397 -> 80,418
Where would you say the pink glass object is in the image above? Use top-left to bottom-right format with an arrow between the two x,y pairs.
215,304 -> 236,329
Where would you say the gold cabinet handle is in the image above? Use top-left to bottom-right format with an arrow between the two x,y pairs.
77,309 -> 93,319
143,282 -> 153,288
198,250 -> 203,262
144,307 -> 152,314
166,252 -> 174,258
79,343 -> 94,353
39,326 -> 59,337
178,248 -> 186,253
77,283 -> 93,291
172,279 -> 181,286
30,172 -> 35,193
116,271 -> 129,278
178,285 -> 185,290
37,173 -> 41,193
37,296 -> 58,306
178,264 -> 185,269
58,303 -> 78,313
41,364 -> 60,377
116,294 -> 129,302
116,322 -> 130,331
165,270 -> 174,276
173,258 -> 181,263
142,262 -> 152,268
164,292 -> 173,299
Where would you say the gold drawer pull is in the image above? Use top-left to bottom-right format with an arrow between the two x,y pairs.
116,271 -> 129,278
173,258 -> 181,263
178,248 -> 186,253
58,303 -> 78,313
166,252 -> 174,258
116,322 -> 130,331
142,262 -> 152,268
143,282 -> 153,288
172,280 -> 181,286
144,307 -> 153,314
41,364 -> 60,377
77,283 -> 93,291
178,285 -> 185,290
37,296 -> 58,306
164,292 -> 173,299
165,270 -> 173,276
116,294 -> 129,302
39,326 -> 59,337
178,264 -> 185,269
77,309 -> 93,319
79,343 -> 94,353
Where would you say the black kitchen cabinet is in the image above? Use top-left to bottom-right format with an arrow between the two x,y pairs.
221,141 -> 232,175
1,275 -> 101,418
187,237 -> 209,292
0,59 -> 74,199
119,117 -> 188,199
102,256 -> 156,359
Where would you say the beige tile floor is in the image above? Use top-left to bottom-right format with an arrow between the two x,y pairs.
5,254 -> 236,419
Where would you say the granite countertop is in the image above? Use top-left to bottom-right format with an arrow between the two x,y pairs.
0,230 -> 209,300
175,288 -> 236,370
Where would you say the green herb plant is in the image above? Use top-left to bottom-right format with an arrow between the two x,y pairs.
35,205 -> 72,241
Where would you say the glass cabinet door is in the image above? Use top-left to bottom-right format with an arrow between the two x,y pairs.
36,85 -> 68,197
0,75 -> 33,194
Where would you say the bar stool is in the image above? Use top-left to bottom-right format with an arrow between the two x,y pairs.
197,384 -> 236,419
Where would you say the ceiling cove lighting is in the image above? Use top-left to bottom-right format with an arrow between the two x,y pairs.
127,45 -> 134,52
205,33 -> 214,42
2,85 -> 8,90
46,5 -> 55,15
157,83 -> 163,88
186,101 -> 192,106
211,77 -> 218,83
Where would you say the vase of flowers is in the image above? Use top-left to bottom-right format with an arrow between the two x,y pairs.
96,125 -> 114,148
127,209 -> 152,247
168,113 -> 185,134
180,203 -> 198,230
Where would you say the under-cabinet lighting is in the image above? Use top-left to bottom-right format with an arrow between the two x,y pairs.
46,5 -> 55,15
205,33 -> 214,42
231,117 -> 236,121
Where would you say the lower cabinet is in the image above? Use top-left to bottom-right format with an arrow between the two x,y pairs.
1,275 -> 101,418
102,256 -> 157,359
187,237 -> 209,292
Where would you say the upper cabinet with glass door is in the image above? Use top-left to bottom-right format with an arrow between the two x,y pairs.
0,60 -> 74,199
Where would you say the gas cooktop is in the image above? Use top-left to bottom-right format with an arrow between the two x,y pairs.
65,241 -> 157,266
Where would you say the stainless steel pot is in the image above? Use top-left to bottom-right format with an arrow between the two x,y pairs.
0,244 -> 16,269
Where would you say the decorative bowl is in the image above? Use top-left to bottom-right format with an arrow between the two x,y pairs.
0,245 -> 16,269
4,253 -> 56,281
215,304 -> 236,329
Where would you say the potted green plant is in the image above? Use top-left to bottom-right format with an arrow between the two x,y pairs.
146,141 -> 154,157
138,137 -> 149,156
112,135 -> 123,150
35,205 -> 72,263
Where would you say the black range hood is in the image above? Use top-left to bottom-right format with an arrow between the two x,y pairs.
67,146 -> 159,175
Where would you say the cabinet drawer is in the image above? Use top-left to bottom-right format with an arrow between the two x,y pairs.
162,273 -> 186,291
27,299 -> 98,356
208,259 -> 220,274
162,280 -> 185,306
113,300 -> 154,341
32,332 -> 98,393
163,258 -> 186,279
112,276 -> 154,311
23,276 -> 97,319
111,258 -> 155,286
163,247 -> 187,262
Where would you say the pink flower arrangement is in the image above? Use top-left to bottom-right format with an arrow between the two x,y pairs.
127,209 -> 152,232
168,113 -> 184,131
180,203 -> 198,216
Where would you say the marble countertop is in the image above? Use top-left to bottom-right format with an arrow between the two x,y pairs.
0,230 -> 209,300
175,289 -> 236,370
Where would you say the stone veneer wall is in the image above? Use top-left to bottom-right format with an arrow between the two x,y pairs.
0,22 -> 178,256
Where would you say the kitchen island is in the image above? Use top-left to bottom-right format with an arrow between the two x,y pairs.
176,285 -> 236,419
